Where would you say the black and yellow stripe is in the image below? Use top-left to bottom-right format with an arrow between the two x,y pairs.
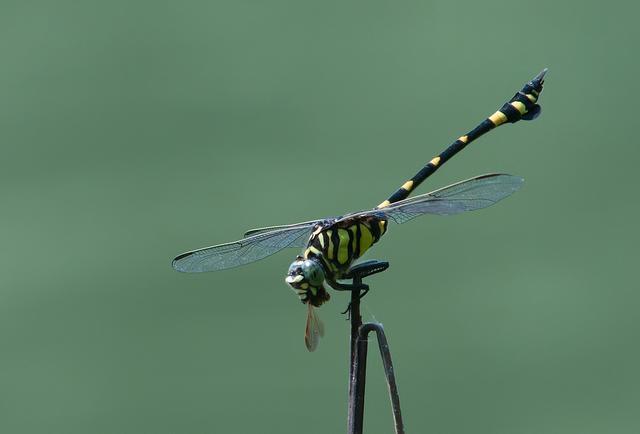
304,217 -> 387,277
377,69 -> 547,209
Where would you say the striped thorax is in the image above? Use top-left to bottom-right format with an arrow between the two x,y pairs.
285,216 -> 388,306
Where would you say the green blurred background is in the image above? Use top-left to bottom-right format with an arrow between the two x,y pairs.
1,1 -> 638,433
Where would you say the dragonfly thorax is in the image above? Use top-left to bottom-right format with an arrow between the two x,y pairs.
285,256 -> 330,307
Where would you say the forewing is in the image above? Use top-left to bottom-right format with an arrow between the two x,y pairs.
172,224 -> 315,273
350,174 -> 524,224
243,219 -> 323,248
244,219 -> 322,237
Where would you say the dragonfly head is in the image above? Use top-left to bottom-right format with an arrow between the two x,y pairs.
285,256 -> 329,306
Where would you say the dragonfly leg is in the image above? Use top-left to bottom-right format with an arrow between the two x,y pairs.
342,303 -> 352,319
330,280 -> 369,292
344,260 -> 389,280
328,260 -> 388,318
341,287 -> 370,317
330,260 -> 389,292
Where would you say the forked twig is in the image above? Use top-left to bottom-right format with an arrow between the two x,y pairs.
344,261 -> 403,434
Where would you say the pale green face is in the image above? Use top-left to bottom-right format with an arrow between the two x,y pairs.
285,257 -> 325,296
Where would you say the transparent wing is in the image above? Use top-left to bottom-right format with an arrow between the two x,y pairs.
243,219 -> 324,248
349,174 -> 524,224
172,223 -> 317,273
304,305 -> 325,352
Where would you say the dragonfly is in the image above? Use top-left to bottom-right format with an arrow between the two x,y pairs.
172,70 -> 547,351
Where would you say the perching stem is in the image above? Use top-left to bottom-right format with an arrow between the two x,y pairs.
343,261 -> 403,434
353,323 -> 405,434
347,284 -> 363,433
